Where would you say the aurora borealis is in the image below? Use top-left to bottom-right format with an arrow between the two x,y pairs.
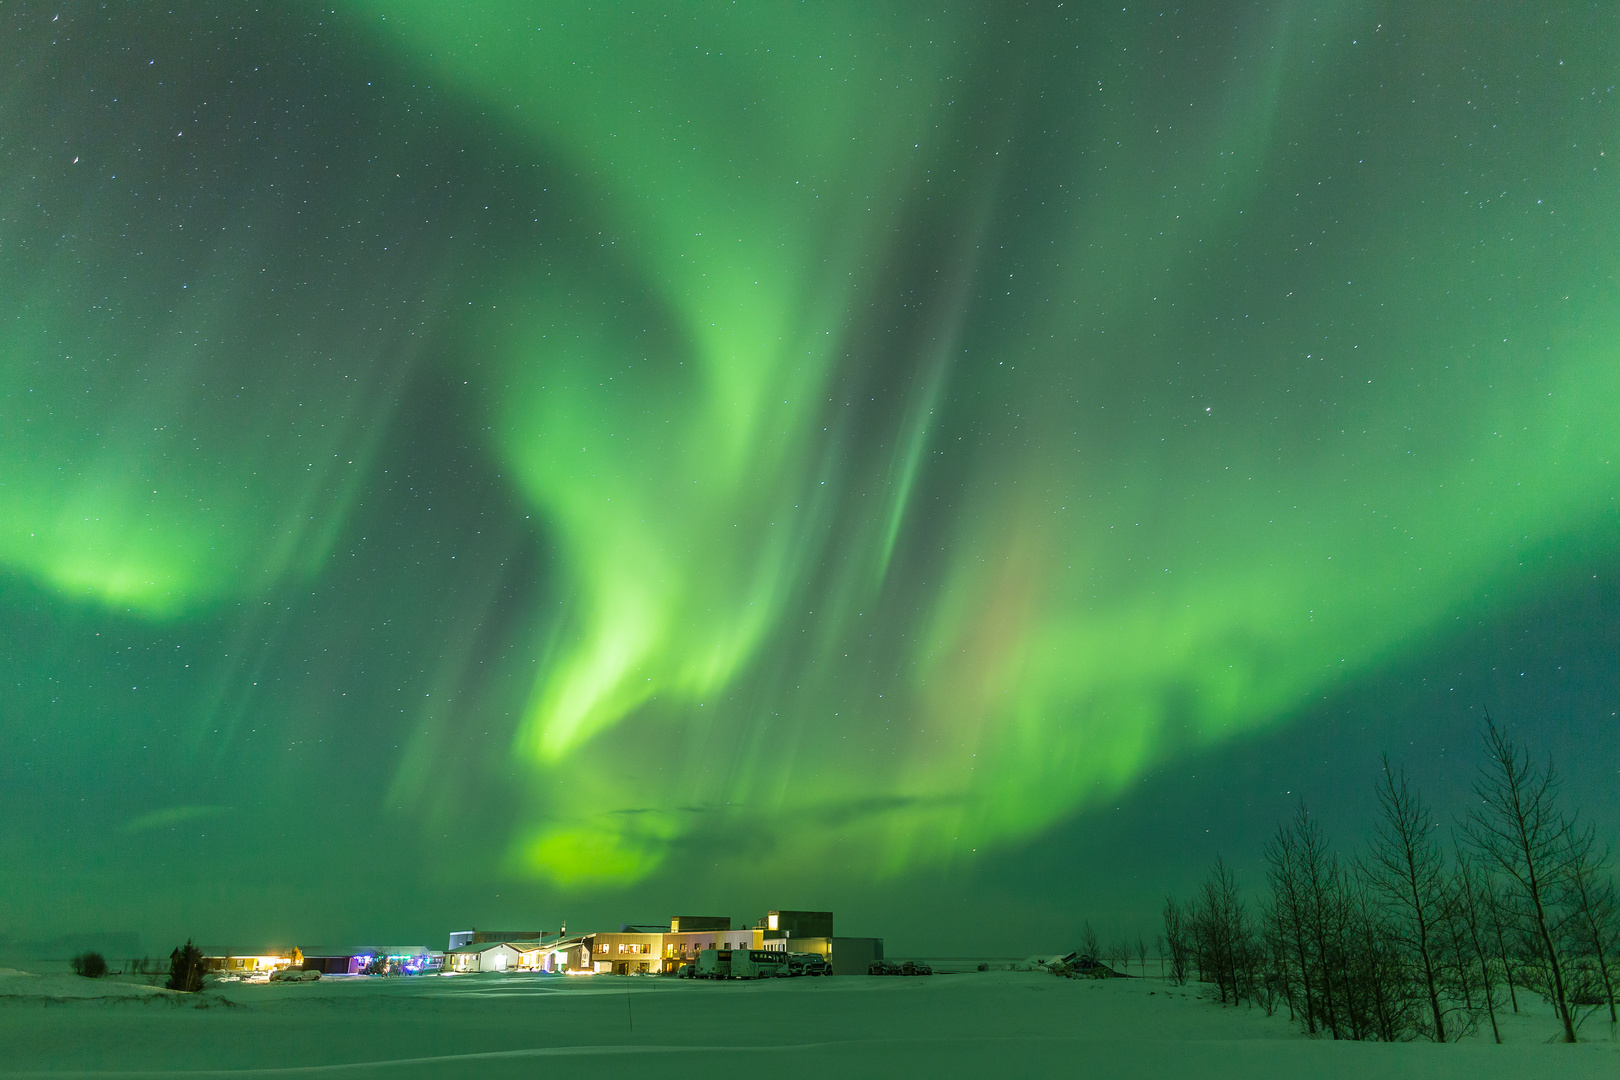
2,2 -> 1617,951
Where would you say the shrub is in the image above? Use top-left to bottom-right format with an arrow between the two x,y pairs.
70,952 -> 108,978
167,940 -> 206,992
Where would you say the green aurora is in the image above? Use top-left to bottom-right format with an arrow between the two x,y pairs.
1,1 -> 1616,920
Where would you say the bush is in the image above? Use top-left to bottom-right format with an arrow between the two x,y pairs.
70,952 -> 108,978
167,940 -> 206,992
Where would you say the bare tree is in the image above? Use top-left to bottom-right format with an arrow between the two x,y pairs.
1195,855 -> 1253,1005
1462,714 -> 1583,1042
1561,831 -> 1619,1025
1260,897 -> 1297,1023
1265,810 -> 1320,1034
1482,879 -> 1521,1013
1433,873 -> 1483,1042
1298,808 -> 1348,1039
1327,878 -> 1372,1040
1160,895 -> 1191,985
1135,935 -> 1148,978
1080,921 -> 1101,964
1108,938 -> 1132,976
1347,882 -> 1415,1041
1451,850 -> 1503,1043
1358,756 -> 1452,1041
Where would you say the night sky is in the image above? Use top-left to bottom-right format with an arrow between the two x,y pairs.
2,2 -> 1616,957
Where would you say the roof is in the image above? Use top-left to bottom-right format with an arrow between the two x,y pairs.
446,941 -> 534,955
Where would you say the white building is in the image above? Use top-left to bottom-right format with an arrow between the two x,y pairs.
444,942 -> 525,973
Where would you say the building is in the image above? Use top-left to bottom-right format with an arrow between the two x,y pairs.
444,942 -> 526,973
758,911 -> 834,940
811,937 -> 885,975
302,954 -> 361,975
301,946 -> 440,975
202,948 -> 301,976
437,907 -> 883,976
752,911 -> 883,975
535,920 -> 757,975
550,911 -> 881,975
447,929 -> 554,951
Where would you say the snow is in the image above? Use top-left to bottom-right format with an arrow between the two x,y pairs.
1,966 -> 1615,1079
0,969 -> 176,1001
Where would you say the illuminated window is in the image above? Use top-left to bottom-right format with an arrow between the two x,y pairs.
768,914 -> 779,931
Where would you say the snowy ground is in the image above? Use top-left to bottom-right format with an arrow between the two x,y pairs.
2,965 -> 1615,1079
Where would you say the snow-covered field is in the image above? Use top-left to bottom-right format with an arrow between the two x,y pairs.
1,965 -> 1615,1079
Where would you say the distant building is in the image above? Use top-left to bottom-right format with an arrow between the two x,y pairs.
202,948 -> 300,975
302,946 -> 439,975
445,942 -> 526,973
447,929 -> 554,951
438,907 -> 882,976
302,954 -> 361,975
535,920 -> 755,975
796,937 -> 884,975
758,910 -> 834,940
752,910 -> 882,974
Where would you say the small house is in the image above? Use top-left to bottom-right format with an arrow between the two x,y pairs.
444,941 -> 524,973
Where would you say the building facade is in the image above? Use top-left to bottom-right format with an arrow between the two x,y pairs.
440,908 -> 881,976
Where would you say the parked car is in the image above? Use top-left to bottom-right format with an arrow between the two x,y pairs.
269,968 -> 321,982
786,953 -> 832,977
